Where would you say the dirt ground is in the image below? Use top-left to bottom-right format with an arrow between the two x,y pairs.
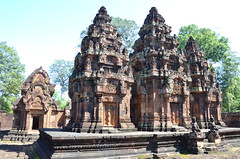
0,141 -> 37,159
163,147 -> 240,159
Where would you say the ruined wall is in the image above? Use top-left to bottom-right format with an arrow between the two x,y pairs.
0,110 -> 13,130
222,113 -> 240,127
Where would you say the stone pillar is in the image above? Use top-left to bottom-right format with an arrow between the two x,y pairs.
216,104 -> 226,126
164,94 -> 172,130
138,95 -> 146,130
199,93 -> 207,128
26,112 -> 31,131
182,95 -> 191,126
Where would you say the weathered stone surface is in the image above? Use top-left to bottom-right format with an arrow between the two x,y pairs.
222,112 -> 240,127
0,110 -> 13,130
130,7 -> 224,131
35,128 -> 187,159
207,117 -> 221,143
67,6 -> 135,133
191,116 -> 201,133
186,37 -> 225,128
12,67 -> 65,132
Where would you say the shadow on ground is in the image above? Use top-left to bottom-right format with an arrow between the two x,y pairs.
0,142 -> 36,159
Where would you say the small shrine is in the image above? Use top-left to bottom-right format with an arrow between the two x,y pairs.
13,67 -> 65,132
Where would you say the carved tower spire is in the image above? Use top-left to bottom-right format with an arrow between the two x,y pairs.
68,6 -> 135,133
130,7 -> 191,131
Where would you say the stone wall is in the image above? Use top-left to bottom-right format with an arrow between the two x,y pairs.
222,113 -> 240,127
0,110 -> 13,130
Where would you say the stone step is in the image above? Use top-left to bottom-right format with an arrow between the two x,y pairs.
102,127 -> 121,134
171,125 -> 188,132
203,142 -> 216,147
204,146 -> 217,152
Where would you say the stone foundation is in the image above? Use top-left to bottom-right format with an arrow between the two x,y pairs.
34,127 -> 240,158
35,128 -> 187,159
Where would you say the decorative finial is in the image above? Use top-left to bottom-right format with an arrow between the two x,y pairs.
150,7 -> 158,14
189,36 -> 195,42
99,6 -> 107,14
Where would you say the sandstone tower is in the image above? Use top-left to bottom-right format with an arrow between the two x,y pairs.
68,7 -> 135,133
130,7 -> 224,131
67,6 -> 224,133
185,37 -> 225,128
130,7 -> 192,131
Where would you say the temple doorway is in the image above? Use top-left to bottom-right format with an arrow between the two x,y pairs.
32,116 -> 39,130
103,103 -> 118,128
170,103 -> 179,125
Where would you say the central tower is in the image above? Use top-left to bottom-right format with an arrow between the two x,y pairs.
130,7 -> 192,131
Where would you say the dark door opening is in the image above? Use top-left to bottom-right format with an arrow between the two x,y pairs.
32,116 -> 39,129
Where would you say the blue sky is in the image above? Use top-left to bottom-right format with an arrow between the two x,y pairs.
1,0 -> 239,76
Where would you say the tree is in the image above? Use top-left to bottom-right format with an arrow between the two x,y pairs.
111,17 -> 139,52
52,91 -> 68,109
49,60 -> 73,97
78,17 -> 139,52
216,52 -> 240,113
178,24 -> 230,62
0,42 -> 25,113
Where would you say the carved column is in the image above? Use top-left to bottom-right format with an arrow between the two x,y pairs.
164,94 -> 172,130
138,95 -> 146,130
182,95 -> 191,126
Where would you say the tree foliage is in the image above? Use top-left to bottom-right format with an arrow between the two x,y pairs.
111,17 -> 139,51
178,24 -> 230,62
49,60 -> 73,96
217,52 -> 240,113
0,42 -> 25,113
78,17 -> 139,52
52,91 -> 68,109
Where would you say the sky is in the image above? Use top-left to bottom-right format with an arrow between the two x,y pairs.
1,0 -> 239,77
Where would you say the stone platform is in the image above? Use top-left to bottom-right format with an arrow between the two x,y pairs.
34,127 -> 240,159
34,129 -> 188,159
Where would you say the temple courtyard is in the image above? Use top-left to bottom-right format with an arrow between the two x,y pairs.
1,6 -> 240,159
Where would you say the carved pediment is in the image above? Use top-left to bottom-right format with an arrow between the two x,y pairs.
172,83 -> 182,95
16,67 -> 58,112
31,97 -> 43,109
105,83 -> 117,94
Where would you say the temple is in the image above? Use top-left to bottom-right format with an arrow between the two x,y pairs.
130,7 -> 224,131
67,6 -> 135,133
67,7 -> 224,133
35,7 -> 233,158
12,67 -> 65,132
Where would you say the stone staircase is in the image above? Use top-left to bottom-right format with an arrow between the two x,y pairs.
2,129 -> 39,142
202,139 -> 228,154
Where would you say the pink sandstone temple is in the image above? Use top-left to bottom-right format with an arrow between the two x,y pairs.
66,6 -> 225,133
